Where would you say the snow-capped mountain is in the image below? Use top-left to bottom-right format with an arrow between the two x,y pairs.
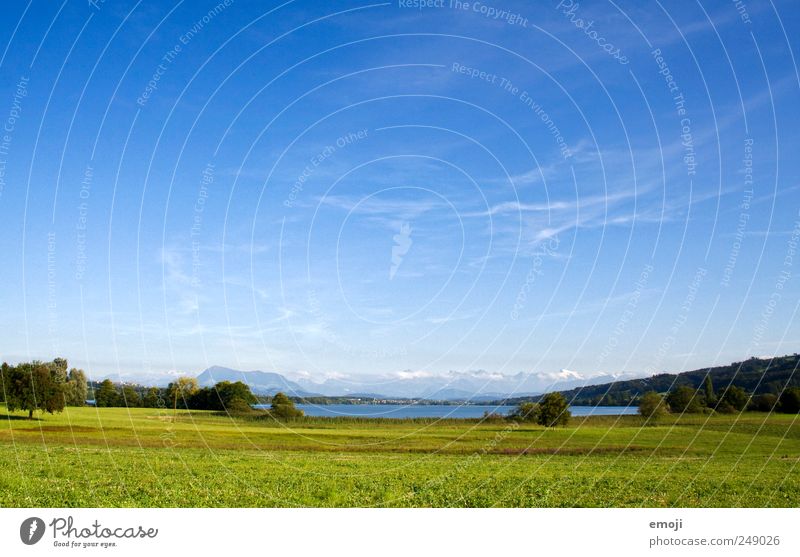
198,367 -> 641,399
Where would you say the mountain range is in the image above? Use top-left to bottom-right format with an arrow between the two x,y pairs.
192,366 -> 641,399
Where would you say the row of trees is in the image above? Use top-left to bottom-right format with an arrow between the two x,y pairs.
0,359 -> 87,418
93,376 -> 304,418
1,359 -> 304,420
639,376 -> 800,418
93,377 -> 257,412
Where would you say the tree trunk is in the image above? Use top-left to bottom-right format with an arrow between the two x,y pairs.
28,409 -> 33,419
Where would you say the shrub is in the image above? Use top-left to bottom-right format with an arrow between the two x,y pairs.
270,392 -> 304,418
716,385 -> 749,411
666,386 -> 705,413
638,391 -> 669,420
749,393 -> 779,412
714,400 -> 737,414
481,411 -> 506,423
510,401 -> 540,423
225,397 -> 255,414
779,387 -> 800,414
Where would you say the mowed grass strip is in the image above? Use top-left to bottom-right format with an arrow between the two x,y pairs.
1,405 -> 798,507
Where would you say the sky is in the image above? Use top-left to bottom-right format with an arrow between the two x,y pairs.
0,0 -> 799,383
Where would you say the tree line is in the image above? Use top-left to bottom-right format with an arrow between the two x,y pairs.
1,359 -> 303,419
638,375 -> 800,419
92,376 -> 303,417
0,359 -> 87,418
523,354 -> 800,407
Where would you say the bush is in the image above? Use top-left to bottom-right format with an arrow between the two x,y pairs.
749,393 -> 779,412
269,392 -> 304,418
224,397 -> 255,414
717,385 -> 749,412
481,411 -> 506,423
537,393 -> 570,427
638,391 -> 669,420
666,386 -> 705,413
779,387 -> 800,413
510,402 -> 540,423
714,400 -> 737,414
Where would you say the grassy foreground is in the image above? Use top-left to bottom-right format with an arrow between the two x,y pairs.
1,404 -> 798,507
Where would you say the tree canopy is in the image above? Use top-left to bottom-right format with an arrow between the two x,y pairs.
1,360 -> 67,418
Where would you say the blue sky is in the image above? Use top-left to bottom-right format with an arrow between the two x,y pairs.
0,0 -> 799,382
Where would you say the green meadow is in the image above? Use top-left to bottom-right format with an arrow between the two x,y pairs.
1,404 -> 798,507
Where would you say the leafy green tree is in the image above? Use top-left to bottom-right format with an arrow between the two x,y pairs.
188,381 -> 257,411
121,385 -> 141,407
4,361 -> 66,419
216,381 -> 257,410
95,379 -> 120,407
142,387 -> 163,408
638,391 -> 669,420
666,386 -> 705,413
537,392 -> 570,427
779,387 -> 800,414
270,392 -> 304,418
717,385 -> 749,412
64,368 -> 88,406
510,401 -> 540,422
703,375 -> 716,407
0,362 -> 9,402
167,377 -> 199,411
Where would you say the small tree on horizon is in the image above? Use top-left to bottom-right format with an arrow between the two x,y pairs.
537,392 -> 570,427
270,392 -> 303,418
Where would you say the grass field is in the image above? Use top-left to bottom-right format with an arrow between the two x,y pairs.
1,404 -> 799,507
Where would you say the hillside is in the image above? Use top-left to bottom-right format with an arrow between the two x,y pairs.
497,354 -> 800,406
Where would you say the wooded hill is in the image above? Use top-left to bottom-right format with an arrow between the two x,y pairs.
497,354 -> 800,406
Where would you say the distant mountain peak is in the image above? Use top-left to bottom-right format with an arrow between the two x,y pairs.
196,366 -> 310,396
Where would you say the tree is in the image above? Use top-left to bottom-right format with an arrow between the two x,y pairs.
717,385 -> 749,412
142,387 -> 163,408
4,361 -> 66,419
666,386 -> 705,413
64,368 -> 88,406
703,375 -> 716,407
0,362 -> 9,402
216,381 -> 256,412
510,401 -> 540,422
270,392 -> 303,418
184,381 -> 257,412
779,387 -> 800,414
537,392 -> 570,427
121,385 -> 141,407
95,379 -> 120,407
749,393 -> 778,412
168,377 -> 199,412
638,391 -> 669,420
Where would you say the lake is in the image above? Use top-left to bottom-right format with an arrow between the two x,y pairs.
254,403 -> 638,419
